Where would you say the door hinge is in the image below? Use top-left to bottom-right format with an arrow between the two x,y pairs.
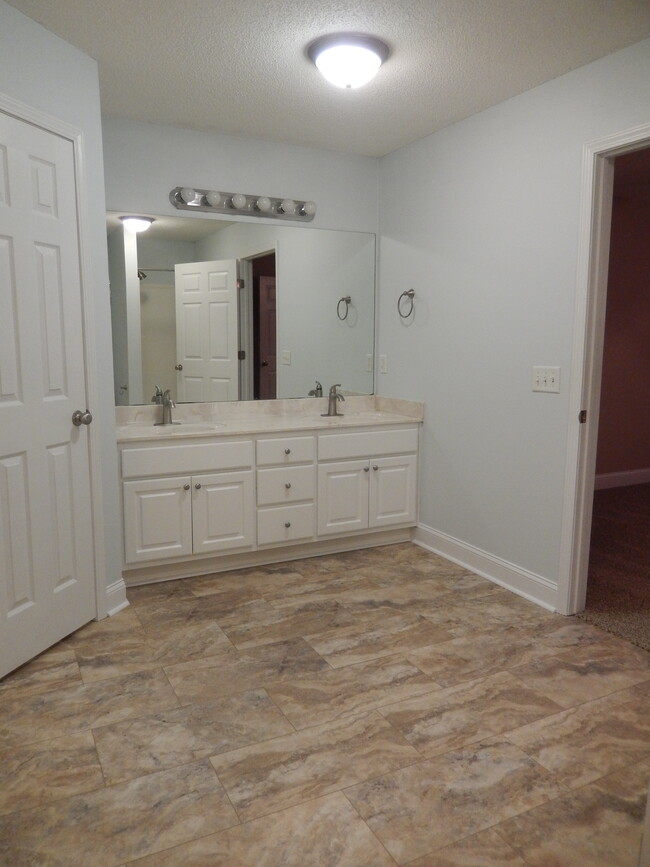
238,350 -> 246,360
237,278 -> 245,289
578,410 -> 587,424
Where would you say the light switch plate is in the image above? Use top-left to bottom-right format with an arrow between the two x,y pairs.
532,366 -> 560,393
379,355 -> 388,373
281,350 -> 291,365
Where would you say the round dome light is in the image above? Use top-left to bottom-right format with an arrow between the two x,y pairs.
120,216 -> 154,233
308,33 -> 389,89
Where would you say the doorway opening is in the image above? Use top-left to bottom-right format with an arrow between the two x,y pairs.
252,253 -> 277,400
559,122 -> 650,625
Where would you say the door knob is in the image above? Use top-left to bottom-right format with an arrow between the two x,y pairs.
72,409 -> 93,426
261,361 -> 269,367
175,363 -> 183,371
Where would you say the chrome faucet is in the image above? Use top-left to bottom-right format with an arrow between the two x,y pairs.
155,389 -> 176,425
322,383 -> 345,417
308,380 -> 323,397
151,385 -> 164,404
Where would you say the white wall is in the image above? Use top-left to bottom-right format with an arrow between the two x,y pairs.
102,118 -> 378,235
0,1 -> 122,597
378,38 -> 650,604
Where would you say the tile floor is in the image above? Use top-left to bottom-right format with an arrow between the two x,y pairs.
1,543 -> 649,865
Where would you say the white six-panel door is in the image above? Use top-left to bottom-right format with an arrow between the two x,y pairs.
0,110 -> 97,677
175,259 -> 239,402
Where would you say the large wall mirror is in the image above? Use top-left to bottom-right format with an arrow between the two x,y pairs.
108,213 -> 376,406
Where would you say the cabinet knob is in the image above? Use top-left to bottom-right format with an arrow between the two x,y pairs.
284,521 -> 291,528
195,483 -> 202,489
284,448 -> 291,455
183,483 -> 190,491
364,466 -> 370,472
373,464 -> 379,471
285,482 -> 292,489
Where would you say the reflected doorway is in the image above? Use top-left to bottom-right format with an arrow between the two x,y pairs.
252,253 -> 276,399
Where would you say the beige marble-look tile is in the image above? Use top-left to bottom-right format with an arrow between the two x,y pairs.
62,607 -> 145,652
344,736 -> 563,865
164,639 -> 330,704
264,572 -> 381,611
0,668 -> 179,749
0,730 -> 104,816
407,627 -> 555,687
421,595 -> 554,639
76,621 -> 231,683
210,709 -> 421,821
511,640 -> 650,708
380,670 -> 563,758
223,600 -> 359,649
406,827 -> 526,866
0,760 -> 238,867
268,655 -> 440,729
306,615 -> 452,668
0,646 -> 81,694
494,761 -> 650,867
505,683 -> 650,788
93,689 -> 295,785
126,791 -> 395,867
134,586 -> 261,635
126,578 -> 197,606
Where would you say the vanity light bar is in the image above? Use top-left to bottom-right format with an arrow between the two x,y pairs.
169,187 -> 317,222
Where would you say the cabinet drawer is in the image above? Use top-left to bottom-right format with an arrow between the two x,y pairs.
122,440 -> 254,478
318,426 -> 418,461
257,503 -> 315,545
256,465 -> 315,506
256,435 -> 315,466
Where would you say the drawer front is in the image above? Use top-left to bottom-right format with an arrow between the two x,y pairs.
122,440 -> 254,478
256,465 -> 315,506
256,435 -> 316,466
257,503 -> 315,545
318,426 -> 418,461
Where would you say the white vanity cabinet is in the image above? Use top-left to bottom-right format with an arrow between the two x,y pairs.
256,435 -> 316,546
121,440 -> 255,564
317,427 -> 418,537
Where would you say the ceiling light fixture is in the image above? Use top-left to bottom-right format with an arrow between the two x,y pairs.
170,188 -> 316,222
308,33 -> 389,89
119,216 -> 154,233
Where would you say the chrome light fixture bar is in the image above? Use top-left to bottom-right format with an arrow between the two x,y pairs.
169,187 -> 317,222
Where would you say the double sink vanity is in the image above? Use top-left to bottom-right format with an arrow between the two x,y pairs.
116,396 -> 423,586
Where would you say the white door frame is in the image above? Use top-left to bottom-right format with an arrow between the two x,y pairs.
557,121 -> 650,616
1,92 -> 107,619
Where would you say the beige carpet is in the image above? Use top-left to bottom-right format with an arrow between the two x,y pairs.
577,482 -> 650,651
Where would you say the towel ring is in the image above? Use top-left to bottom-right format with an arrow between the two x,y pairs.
337,296 -> 352,320
398,289 -> 415,318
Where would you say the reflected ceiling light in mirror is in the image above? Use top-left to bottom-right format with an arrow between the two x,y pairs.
120,216 -> 154,233
308,33 -> 389,89
170,188 -> 316,221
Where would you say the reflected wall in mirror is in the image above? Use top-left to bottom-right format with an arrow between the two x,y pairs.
107,214 -> 376,405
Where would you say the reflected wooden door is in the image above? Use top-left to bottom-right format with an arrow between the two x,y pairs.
0,110 -> 96,677
175,259 -> 239,402
258,275 -> 276,400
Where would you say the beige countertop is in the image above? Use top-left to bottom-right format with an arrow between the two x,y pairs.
116,396 -> 423,443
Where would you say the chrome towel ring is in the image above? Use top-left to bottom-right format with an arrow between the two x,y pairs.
337,296 -> 352,320
398,289 -> 415,318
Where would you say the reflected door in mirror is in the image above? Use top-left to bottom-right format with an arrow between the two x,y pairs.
175,259 -> 239,402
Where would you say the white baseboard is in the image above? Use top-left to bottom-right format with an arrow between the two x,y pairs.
105,578 -> 129,617
594,468 -> 650,490
413,523 -> 558,612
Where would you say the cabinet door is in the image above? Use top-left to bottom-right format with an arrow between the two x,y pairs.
317,460 -> 369,536
192,469 -> 255,553
369,455 -> 417,528
123,477 -> 192,563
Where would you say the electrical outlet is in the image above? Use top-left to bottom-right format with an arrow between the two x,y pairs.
281,350 -> 291,365
379,355 -> 388,373
532,366 -> 560,393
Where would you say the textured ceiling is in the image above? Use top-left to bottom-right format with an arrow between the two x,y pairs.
8,0 -> 650,157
